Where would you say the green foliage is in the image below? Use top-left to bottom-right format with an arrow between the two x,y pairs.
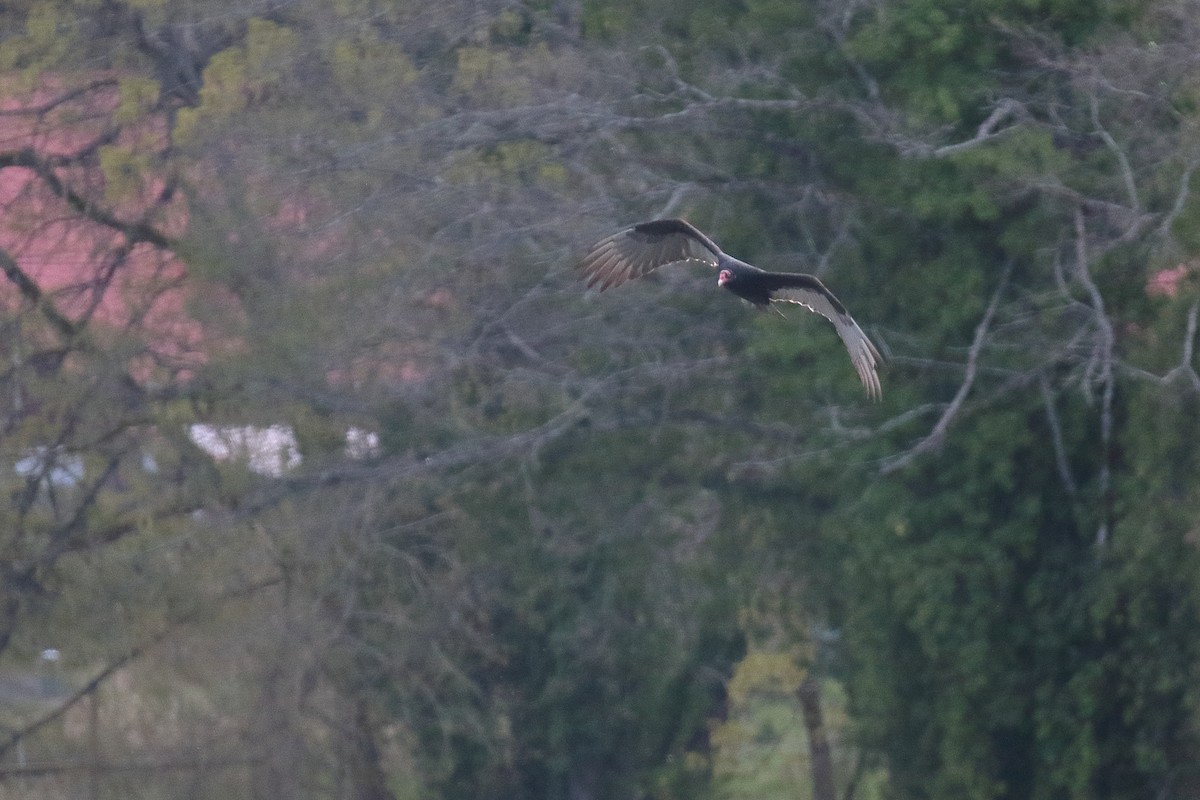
175,17 -> 298,144
9,1 -> 1200,799
0,2 -> 71,72
827,382 -> 1200,800
342,427 -> 748,800
331,32 -> 417,128
847,0 -> 1123,123
712,654 -> 815,800
98,144 -> 153,202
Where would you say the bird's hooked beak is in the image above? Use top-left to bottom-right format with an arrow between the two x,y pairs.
718,269 -> 732,287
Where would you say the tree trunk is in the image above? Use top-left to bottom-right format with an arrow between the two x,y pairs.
797,674 -> 836,800
348,698 -> 397,800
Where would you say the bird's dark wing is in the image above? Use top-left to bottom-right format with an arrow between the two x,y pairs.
580,219 -> 723,291
765,273 -> 883,400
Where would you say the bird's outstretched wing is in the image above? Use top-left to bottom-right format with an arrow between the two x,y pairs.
580,219 -> 723,291
766,273 -> 883,400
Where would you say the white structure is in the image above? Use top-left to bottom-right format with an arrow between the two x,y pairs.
188,423 -> 303,477
14,447 -> 85,487
187,424 -> 380,476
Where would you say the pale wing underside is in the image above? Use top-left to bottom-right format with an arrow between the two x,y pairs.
580,220 -> 883,397
772,286 -> 883,400
579,220 -> 722,291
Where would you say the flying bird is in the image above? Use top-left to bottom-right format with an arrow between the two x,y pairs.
580,218 -> 883,399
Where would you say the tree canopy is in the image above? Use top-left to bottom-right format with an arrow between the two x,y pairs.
3,1 -> 1200,799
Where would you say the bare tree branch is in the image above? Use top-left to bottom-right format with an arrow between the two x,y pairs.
1147,300 -> 1200,391
1071,206 -> 1115,547
880,260 -> 1013,474
931,99 -> 1027,158
852,97 -> 1027,159
0,755 -> 262,779
817,0 -> 881,101
1158,157 -> 1200,240
1089,91 -> 1141,214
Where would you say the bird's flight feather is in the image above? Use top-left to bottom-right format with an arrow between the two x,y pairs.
769,278 -> 883,401
579,219 -> 721,290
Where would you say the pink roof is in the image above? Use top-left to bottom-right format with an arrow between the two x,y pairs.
1146,263 -> 1194,298
0,76 -> 220,382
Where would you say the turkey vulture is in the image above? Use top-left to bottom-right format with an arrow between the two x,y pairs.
580,218 -> 883,399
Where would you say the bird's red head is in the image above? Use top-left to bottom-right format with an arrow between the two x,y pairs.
718,269 -> 733,287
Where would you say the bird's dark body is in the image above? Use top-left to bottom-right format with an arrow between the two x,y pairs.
720,261 -> 773,307
626,220 -> 846,311
720,258 -> 843,311
580,218 -> 883,398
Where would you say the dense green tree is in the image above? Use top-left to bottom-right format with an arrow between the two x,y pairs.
684,1 -> 1200,798
5,1 -> 1200,799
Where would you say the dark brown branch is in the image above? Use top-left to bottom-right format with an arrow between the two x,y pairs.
0,576 -> 282,762
0,148 -> 173,250
0,246 -> 77,338
0,639 -> 154,761
0,79 -> 119,118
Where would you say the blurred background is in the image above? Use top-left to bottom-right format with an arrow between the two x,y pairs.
2,1 -> 1200,798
